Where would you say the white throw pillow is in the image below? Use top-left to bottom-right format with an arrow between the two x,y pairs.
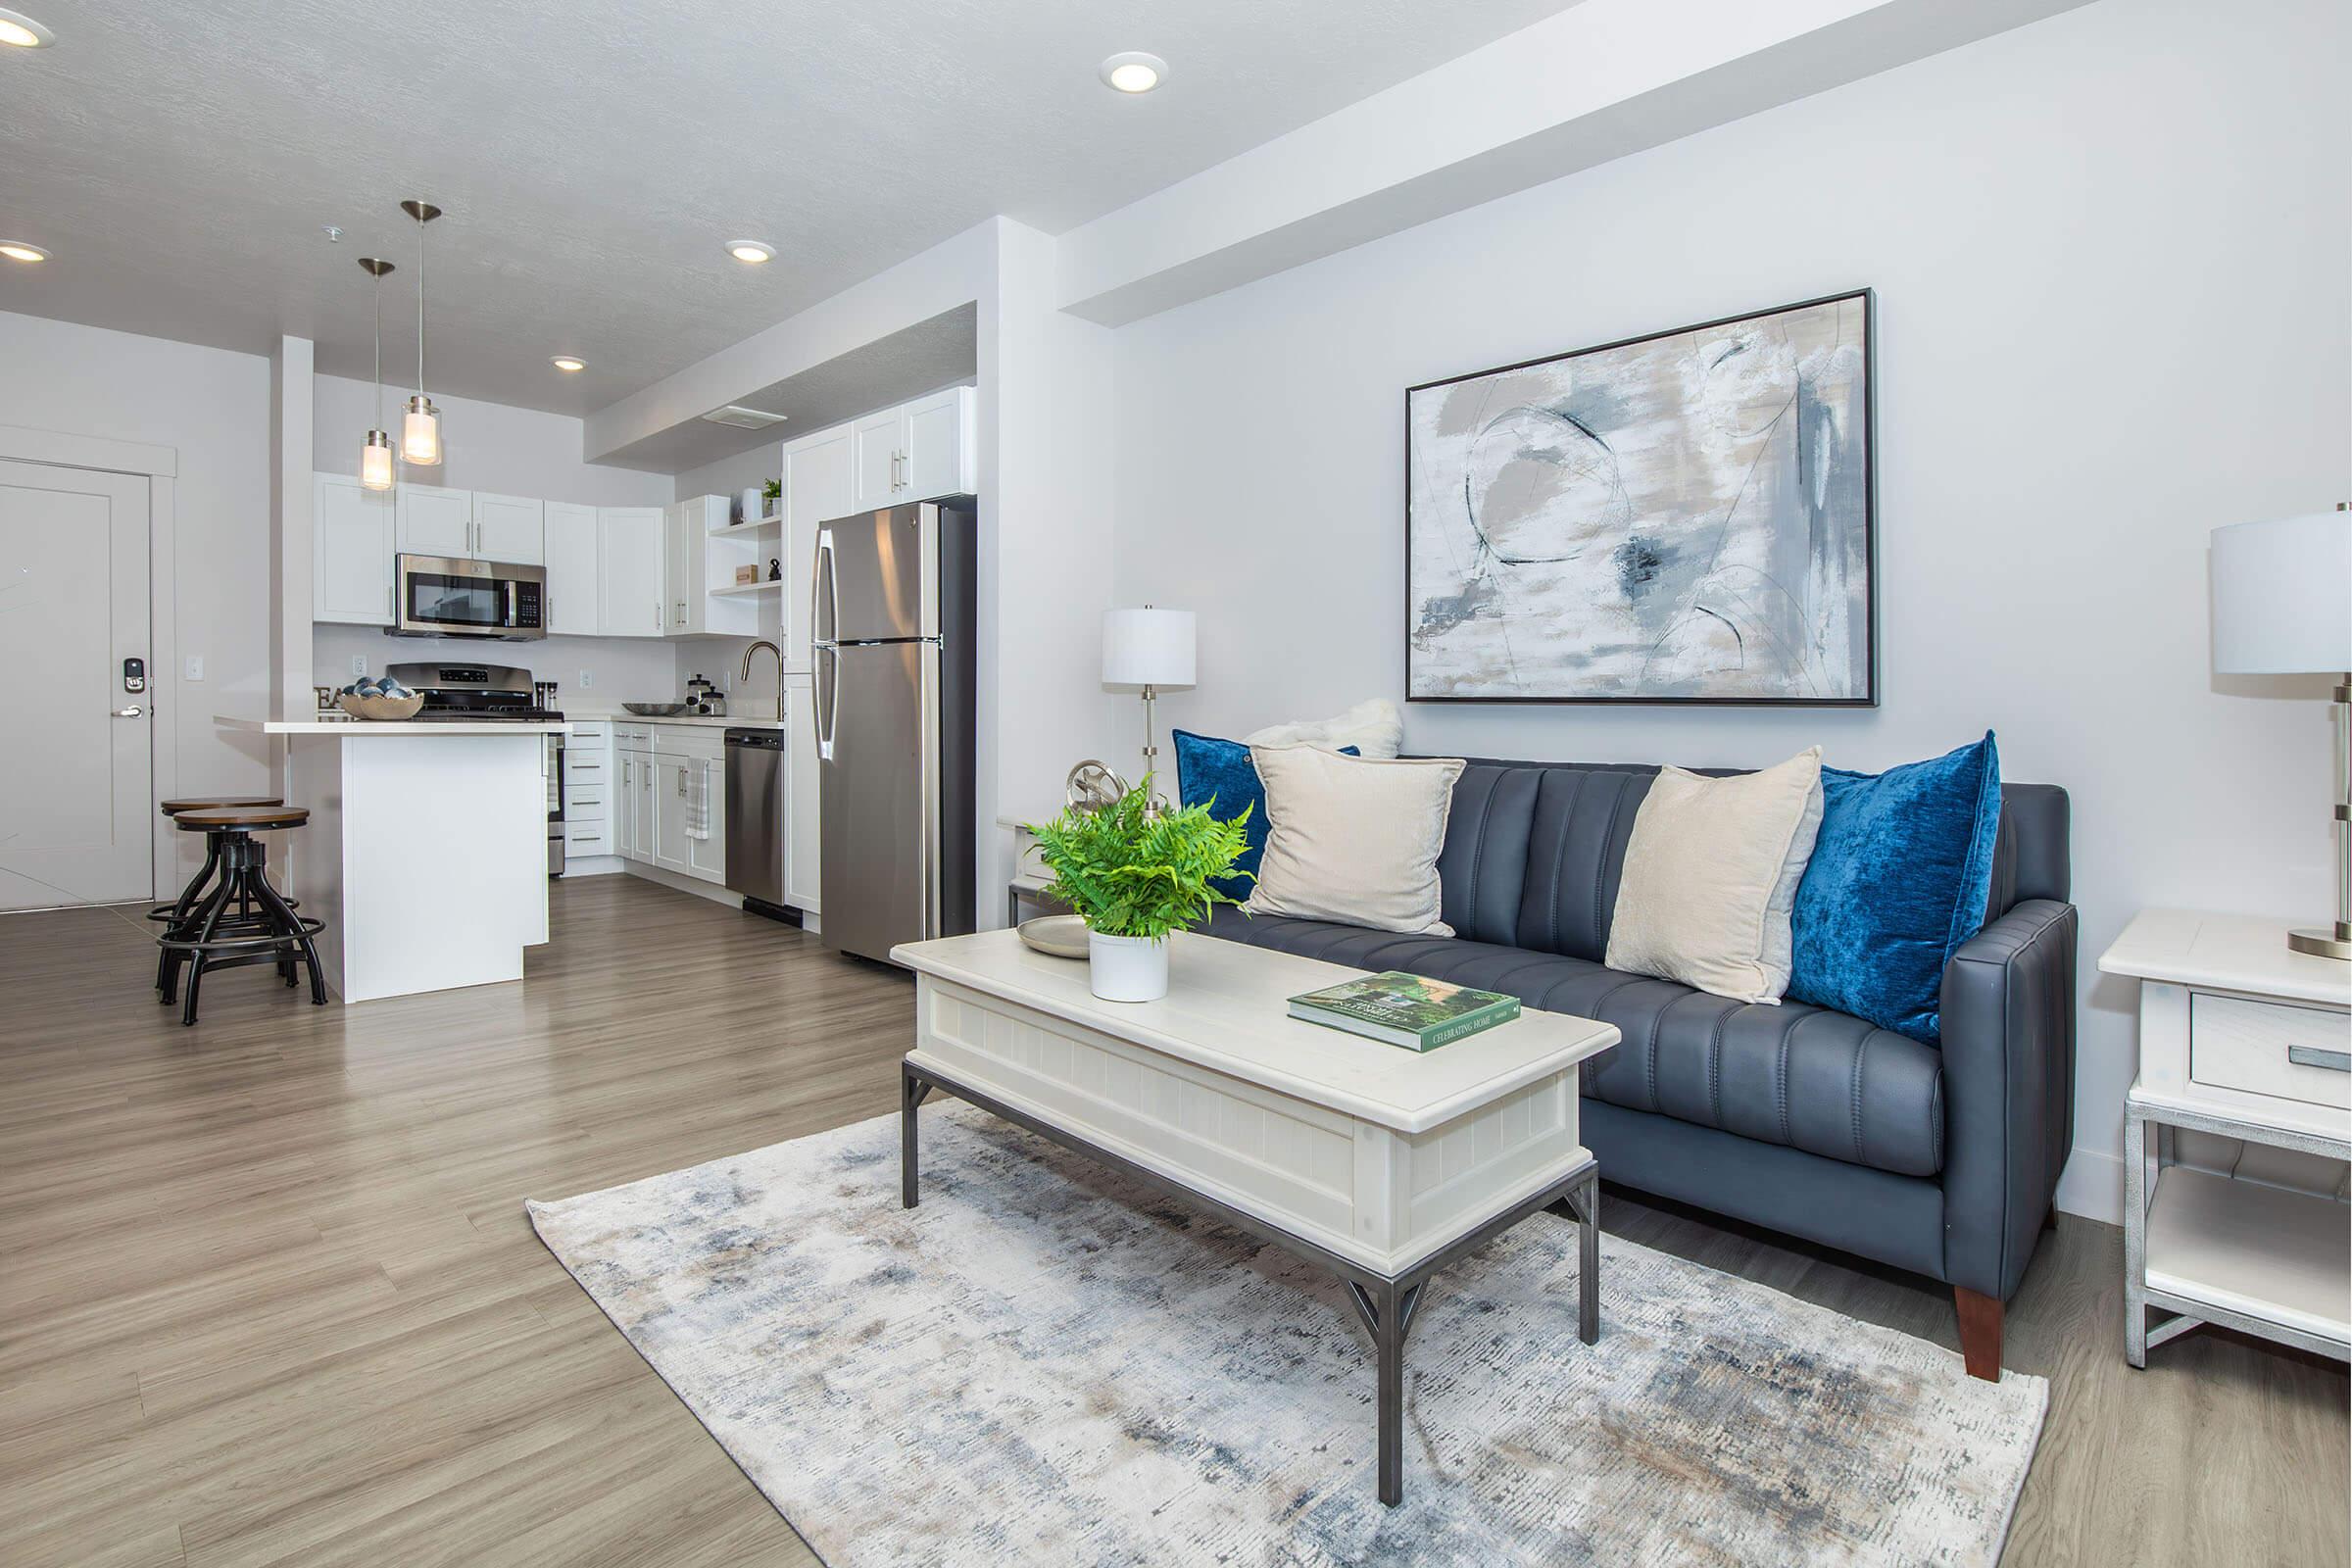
1243,699 -> 1403,760
1603,750 -> 1825,1004
1247,747 -> 1463,935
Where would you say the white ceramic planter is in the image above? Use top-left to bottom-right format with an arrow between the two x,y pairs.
1087,930 -> 1169,1003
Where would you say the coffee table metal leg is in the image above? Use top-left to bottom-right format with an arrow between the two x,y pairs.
901,1064 -> 932,1209
1575,1172 -> 1600,1345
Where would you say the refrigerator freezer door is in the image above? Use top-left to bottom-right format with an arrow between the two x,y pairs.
818,639 -> 940,963
817,505 -> 936,644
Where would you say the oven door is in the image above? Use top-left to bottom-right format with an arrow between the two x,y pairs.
394,555 -> 546,639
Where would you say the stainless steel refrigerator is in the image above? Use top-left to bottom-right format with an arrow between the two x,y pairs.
812,498 -> 978,964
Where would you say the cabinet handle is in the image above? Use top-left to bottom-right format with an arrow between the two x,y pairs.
2289,1046 -> 2351,1073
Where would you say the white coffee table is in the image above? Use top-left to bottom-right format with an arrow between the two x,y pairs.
891,927 -> 1621,1505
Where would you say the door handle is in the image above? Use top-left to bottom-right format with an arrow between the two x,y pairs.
814,646 -> 837,762
113,706 -> 145,718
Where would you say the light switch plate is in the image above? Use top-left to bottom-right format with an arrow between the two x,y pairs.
579,669 -> 595,689
351,655 -> 368,677
184,655 -> 205,682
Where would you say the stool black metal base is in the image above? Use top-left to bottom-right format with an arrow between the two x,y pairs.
157,835 -> 325,1025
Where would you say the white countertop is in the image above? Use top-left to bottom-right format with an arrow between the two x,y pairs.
220,716 -> 567,736
567,710 -> 784,729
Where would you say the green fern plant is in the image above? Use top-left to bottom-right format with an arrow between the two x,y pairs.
1027,779 -> 1251,942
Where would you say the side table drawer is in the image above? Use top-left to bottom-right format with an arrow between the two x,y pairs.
2191,994 -> 2352,1110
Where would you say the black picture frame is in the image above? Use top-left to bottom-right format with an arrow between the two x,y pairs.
1403,287 -> 1878,708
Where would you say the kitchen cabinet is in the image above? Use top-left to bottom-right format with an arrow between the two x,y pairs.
653,754 -> 692,874
848,386 -> 976,513
784,672 -> 821,913
615,743 -> 656,864
598,507 -> 665,638
395,483 -> 474,559
313,473 -> 396,625
563,719 -> 613,858
662,495 -> 753,639
779,425 -> 852,671
543,502 -> 601,637
472,492 -> 546,565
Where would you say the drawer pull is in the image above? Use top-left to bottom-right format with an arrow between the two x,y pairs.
2288,1046 -> 2350,1073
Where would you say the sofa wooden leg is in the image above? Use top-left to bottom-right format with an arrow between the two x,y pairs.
1954,1286 -> 2003,1380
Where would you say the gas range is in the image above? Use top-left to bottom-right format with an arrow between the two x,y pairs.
386,662 -> 563,723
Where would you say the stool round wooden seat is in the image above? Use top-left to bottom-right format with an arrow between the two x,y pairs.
157,806 -> 325,1025
148,797 -> 294,994
159,796 -> 284,815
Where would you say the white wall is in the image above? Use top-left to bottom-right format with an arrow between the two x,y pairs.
1109,0 -> 2351,1220
0,309 -> 275,808
310,372 -> 687,707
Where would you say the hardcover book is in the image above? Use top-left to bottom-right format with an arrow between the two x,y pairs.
1287,971 -> 1522,1052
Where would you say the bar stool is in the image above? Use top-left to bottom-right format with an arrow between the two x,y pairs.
150,796 -> 286,996
158,806 -> 327,1026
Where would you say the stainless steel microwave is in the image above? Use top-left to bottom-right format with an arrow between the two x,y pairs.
391,554 -> 547,640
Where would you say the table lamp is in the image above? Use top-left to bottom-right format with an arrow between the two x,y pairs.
2211,505 -> 2352,959
1102,607 -> 1196,799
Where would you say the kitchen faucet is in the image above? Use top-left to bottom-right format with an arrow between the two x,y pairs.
741,640 -> 784,722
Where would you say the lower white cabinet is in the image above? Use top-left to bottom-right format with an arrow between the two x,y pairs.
611,723 -> 727,886
563,720 -> 613,858
784,673 -> 820,912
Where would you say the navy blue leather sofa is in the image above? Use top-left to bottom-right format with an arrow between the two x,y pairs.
1202,757 -> 2076,1379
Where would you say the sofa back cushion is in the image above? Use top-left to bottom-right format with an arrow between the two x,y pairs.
1427,757 -> 2069,966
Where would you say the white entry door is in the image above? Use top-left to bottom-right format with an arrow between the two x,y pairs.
0,459 -> 153,909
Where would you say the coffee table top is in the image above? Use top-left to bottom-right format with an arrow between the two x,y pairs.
892,929 -> 1619,1134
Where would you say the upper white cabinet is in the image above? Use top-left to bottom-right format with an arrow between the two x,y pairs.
847,386 -> 976,513
663,495 -> 755,639
599,507 -> 665,638
544,501 -> 601,637
902,387 -> 976,502
395,483 -> 473,559
314,473 -> 396,625
471,492 -> 546,565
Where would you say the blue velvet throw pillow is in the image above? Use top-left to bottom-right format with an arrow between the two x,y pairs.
1786,732 -> 2002,1046
1173,730 -> 1354,901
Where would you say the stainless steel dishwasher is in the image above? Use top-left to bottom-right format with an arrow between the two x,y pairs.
724,728 -> 789,918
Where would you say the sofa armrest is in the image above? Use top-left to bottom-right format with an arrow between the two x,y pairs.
1937,898 -> 2079,1300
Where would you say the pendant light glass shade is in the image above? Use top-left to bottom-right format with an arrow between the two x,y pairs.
360,428 -> 396,490
402,394 -> 441,466
400,199 -> 445,466
358,256 -> 397,489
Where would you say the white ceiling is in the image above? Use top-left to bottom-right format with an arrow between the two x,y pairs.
0,0 -> 1577,436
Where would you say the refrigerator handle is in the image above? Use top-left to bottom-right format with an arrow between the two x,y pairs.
813,527 -> 837,648
814,646 -> 837,762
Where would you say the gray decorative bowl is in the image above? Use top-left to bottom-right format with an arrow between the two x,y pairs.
622,701 -> 691,715
339,692 -> 425,721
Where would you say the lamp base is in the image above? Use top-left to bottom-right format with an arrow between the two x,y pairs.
2286,924 -> 2352,961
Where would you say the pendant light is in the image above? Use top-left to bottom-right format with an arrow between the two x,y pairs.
357,257 -> 397,491
400,198 -> 443,466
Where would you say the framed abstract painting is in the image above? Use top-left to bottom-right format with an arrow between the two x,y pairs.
1405,289 -> 1876,706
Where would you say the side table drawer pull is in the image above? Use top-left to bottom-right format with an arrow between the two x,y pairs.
2287,1046 -> 2350,1073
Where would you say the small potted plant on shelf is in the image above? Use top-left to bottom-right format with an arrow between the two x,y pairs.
1027,779 -> 1250,1003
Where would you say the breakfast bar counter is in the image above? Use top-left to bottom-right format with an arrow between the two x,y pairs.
219,716 -> 562,1002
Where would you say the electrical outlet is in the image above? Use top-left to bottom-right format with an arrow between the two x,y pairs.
578,668 -> 594,689
351,655 -> 368,678
184,655 -> 205,682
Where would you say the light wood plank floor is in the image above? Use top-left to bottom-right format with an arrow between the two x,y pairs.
1,875 -> 2343,1566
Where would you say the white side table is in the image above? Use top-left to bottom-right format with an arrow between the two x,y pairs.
2100,909 -> 2351,1367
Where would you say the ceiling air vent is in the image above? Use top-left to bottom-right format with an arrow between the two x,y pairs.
700,404 -> 790,430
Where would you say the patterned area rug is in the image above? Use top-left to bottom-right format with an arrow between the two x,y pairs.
529,1102 -> 2045,1566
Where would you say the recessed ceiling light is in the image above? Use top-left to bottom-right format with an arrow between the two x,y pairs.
0,241 -> 48,264
725,240 -> 775,265
1100,52 -> 1166,94
551,356 -> 587,372
0,8 -> 54,47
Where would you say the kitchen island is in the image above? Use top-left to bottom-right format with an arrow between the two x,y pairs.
218,717 -> 563,1003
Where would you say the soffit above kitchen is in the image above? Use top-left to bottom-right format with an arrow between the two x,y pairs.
0,0 -> 1578,417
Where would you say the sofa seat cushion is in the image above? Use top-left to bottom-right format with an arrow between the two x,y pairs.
1202,909 -> 1943,1179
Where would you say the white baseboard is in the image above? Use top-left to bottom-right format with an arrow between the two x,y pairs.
2057,1146 -> 2124,1226
619,859 -> 749,909
560,856 -> 625,877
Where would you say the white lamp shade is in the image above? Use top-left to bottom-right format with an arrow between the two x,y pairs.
2211,512 -> 2352,673
402,395 -> 442,466
1102,607 -> 1196,688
